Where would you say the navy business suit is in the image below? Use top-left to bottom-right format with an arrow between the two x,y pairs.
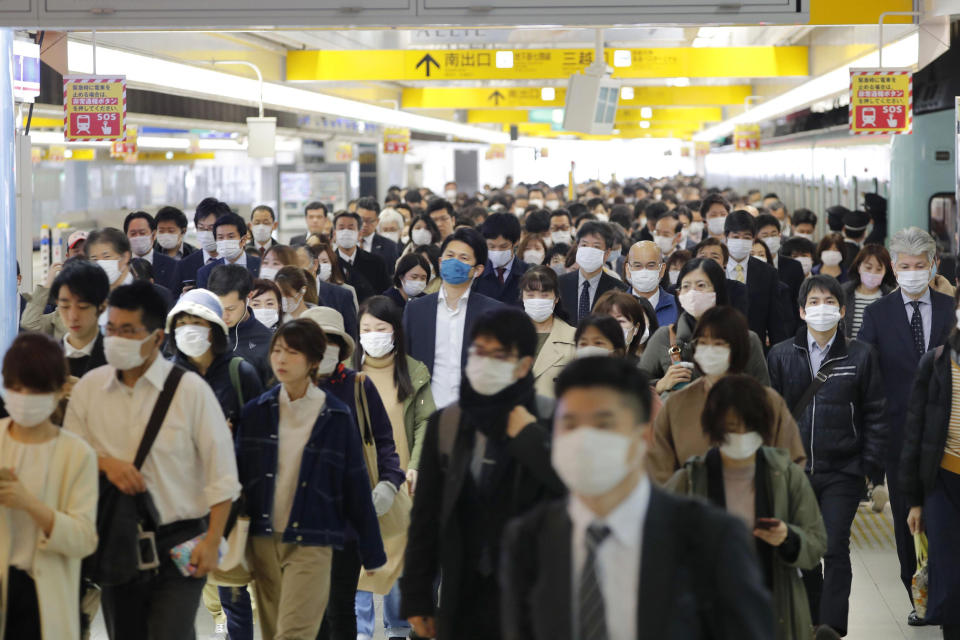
473,256 -> 530,307
317,280 -> 358,341
196,256 -> 261,290
775,254 -> 805,335
858,288 -> 954,599
172,249 -> 209,295
365,233 -> 401,277
402,290 -> 502,375
557,270 -> 628,325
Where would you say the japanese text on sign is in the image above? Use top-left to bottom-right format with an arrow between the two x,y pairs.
849,68 -> 912,135
63,75 -> 127,142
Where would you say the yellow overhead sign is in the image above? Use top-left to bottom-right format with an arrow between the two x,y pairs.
466,107 -> 722,125
404,86 -> 751,110
289,47 -> 806,82
809,0 -> 913,25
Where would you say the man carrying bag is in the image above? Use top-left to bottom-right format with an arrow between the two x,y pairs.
65,281 -> 241,640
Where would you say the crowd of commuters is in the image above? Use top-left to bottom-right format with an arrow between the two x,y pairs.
4,174 -> 960,640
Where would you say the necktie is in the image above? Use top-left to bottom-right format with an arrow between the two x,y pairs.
497,267 -> 506,284
910,300 -> 925,356
579,523 -> 611,640
735,263 -> 745,283
579,281 -> 591,322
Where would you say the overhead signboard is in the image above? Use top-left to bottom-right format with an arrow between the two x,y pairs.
288,46 -> 807,82
63,75 -> 127,142
849,68 -> 912,135
383,127 -> 411,154
403,85 -> 752,110
734,124 -> 761,150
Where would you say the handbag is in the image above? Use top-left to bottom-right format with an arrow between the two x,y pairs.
82,366 -> 185,586
912,532 -> 929,619
354,372 -> 412,540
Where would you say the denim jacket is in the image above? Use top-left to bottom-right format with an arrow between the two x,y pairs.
235,385 -> 386,569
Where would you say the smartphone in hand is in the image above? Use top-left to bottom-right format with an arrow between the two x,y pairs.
755,517 -> 781,530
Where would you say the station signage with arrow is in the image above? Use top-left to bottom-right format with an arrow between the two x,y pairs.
849,68 -> 912,135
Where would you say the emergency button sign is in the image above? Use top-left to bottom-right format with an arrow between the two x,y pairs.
63,75 -> 127,142
849,68 -> 912,135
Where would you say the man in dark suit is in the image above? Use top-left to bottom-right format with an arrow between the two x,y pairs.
317,279 -> 358,342
154,205 -> 196,260
356,196 -> 400,276
123,211 -> 178,293
474,212 -> 529,307
173,197 -> 232,295
558,221 -> 629,324
724,211 -> 789,347
403,227 -> 502,410
196,212 -> 261,289
858,227 -> 954,625
401,308 -> 565,640
332,211 -> 390,304
757,213 -> 804,335
289,201 -> 331,247
500,357 -> 773,640
246,204 -> 279,258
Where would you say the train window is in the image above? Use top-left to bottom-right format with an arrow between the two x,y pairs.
929,192 -> 957,280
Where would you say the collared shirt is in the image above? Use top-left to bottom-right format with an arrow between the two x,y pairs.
492,257 -> 514,284
807,329 -> 838,376
274,383 -> 326,532
227,251 -> 248,268
569,474 -> 651,640
202,248 -> 218,265
647,288 -> 661,310
433,285 -> 472,409
726,256 -> 750,284
901,288 -> 933,351
362,233 -> 374,253
64,356 -> 240,525
338,248 -> 356,265
140,249 -> 155,265
63,334 -> 97,359
577,270 -> 603,310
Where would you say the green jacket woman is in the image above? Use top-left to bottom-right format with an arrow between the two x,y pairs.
402,355 -> 435,472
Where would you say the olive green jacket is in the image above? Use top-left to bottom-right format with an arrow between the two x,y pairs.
666,446 -> 826,640
402,356 -> 436,471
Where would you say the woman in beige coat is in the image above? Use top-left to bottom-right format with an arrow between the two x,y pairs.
0,333 -> 98,640
519,266 -> 576,398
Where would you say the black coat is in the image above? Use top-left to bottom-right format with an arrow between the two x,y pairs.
196,256 -> 261,290
340,248 -> 391,304
366,233 -> 401,276
744,257 -> 790,347
174,352 -> 263,425
775,254 -> 805,333
767,329 -> 886,478
229,310 -> 275,384
557,270 -> 629,324
472,256 -> 530,307
500,486 -> 774,640
902,345 -> 956,508
150,251 -> 179,293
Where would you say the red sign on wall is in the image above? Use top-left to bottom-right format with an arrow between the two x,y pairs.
63,75 -> 127,142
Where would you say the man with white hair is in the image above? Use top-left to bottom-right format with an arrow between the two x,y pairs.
858,226 -> 955,626
378,208 -> 405,246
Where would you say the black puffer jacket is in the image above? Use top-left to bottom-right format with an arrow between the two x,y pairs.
901,345 -> 955,508
767,328 -> 886,478
175,352 -> 263,426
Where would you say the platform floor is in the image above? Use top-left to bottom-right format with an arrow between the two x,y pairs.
90,503 -> 944,640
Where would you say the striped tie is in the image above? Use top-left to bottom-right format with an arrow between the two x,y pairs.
579,523 -> 611,640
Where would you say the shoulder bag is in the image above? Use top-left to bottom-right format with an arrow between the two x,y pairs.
790,360 -> 842,422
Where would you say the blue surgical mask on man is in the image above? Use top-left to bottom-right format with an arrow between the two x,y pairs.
440,258 -> 474,285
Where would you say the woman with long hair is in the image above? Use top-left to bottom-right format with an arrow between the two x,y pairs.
841,245 -> 896,338
519,266 -> 576,397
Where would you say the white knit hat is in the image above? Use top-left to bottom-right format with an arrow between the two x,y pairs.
165,288 -> 229,334
300,306 -> 355,360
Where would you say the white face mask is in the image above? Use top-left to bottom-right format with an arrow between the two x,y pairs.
687,221 -> 705,244
129,235 -> 153,257
607,249 -> 622,265
360,331 -> 394,358
523,250 -> 545,265
251,224 -> 273,245
197,230 -> 217,253
253,307 -> 279,328
465,354 -> 518,396
175,325 -> 212,358
654,235 -> 675,256
318,263 -> 333,282
157,232 -> 180,250
576,246 -> 605,273
382,231 -> 401,244
576,345 -> 613,359
694,344 -> 730,376
489,249 -> 513,269
859,271 -> 884,290
444,189 -> 458,200
678,290 -> 717,318
762,236 -> 781,256
259,266 -> 279,282
820,250 -> 844,267
545,199 -> 560,211
727,238 -> 753,262
720,431 -> 764,460
796,256 -> 813,275
668,269 -> 681,285
897,268 -> 931,296
282,293 -> 303,314
595,213 -> 609,223
402,278 -> 427,297
706,216 -> 726,236
529,198 -> 544,208
97,259 -> 123,284
804,304 -> 842,332
551,230 -> 573,245
524,297 -> 555,323
514,207 -> 526,217
552,427 -> 643,496
104,332 -> 155,371
336,229 -> 359,250
411,228 -> 433,246
216,239 -> 243,261
629,268 -> 661,294
318,344 -> 341,376
1,389 -> 57,427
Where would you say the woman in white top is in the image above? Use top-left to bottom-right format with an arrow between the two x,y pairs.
0,332 -> 98,640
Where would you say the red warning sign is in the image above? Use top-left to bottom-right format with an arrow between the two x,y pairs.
63,75 -> 127,142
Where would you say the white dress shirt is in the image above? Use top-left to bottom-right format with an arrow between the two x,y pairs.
274,383 -> 326,532
645,288 -> 661,310
140,249 -> 155,265
64,356 -> 240,525
901,288 -> 933,350
726,256 -> 750,284
432,286 -> 472,409
362,233 -> 374,253
338,248 -> 357,265
577,271 -> 603,310
569,474 -> 651,640
63,334 -> 97,359
807,330 -> 838,376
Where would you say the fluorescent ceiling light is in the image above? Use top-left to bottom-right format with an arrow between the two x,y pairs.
67,41 -> 508,144
640,121 -> 651,129
613,50 -> 632,67
621,87 -> 635,100
541,87 -> 556,101
495,51 -> 514,69
640,107 -> 653,119
695,32 -> 920,142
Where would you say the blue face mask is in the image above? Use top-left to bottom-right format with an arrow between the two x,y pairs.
440,257 -> 474,285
